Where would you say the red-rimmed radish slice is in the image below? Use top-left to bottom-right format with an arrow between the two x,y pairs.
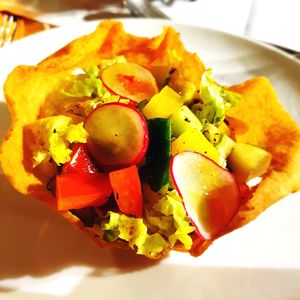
84,102 -> 149,170
170,151 -> 240,240
101,63 -> 158,102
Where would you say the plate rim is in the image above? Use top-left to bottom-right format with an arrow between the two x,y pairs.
0,18 -> 299,66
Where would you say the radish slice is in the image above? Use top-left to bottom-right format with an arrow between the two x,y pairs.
171,151 -> 240,239
101,63 -> 158,102
84,103 -> 148,170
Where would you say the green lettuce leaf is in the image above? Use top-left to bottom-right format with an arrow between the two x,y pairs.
62,57 -> 126,100
195,69 -> 242,125
101,188 -> 195,256
139,233 -> 169,257
102,211 -> 169,257
29,115 -> 87,166
148,189 -> 195,250
63,65 -> 110,98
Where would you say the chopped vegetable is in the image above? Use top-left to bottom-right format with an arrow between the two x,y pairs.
193,69 -> 242,125
109,165 -> 143,217
146,189 -> 195,250
227,143 -> 272,182
101,63 -> 158,102
216,134 -> 235,158
202,123 -> 235,158
146,118 -> 171,192
63,66 -> 109,98
102,211 -> 169,257
62,143 -> 98,174
142,86 -> 185,119
29,115 -> 87,166
55,173 -> 112,210
171,151 -> 240,239
169,105 -> 203,137
84,102 -> 149,170
171,128 -> 224,167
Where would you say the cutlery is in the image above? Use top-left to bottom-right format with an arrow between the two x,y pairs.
0,12 -> 18,47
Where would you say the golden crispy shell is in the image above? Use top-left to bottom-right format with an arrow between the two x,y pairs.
1,20 -> 299,258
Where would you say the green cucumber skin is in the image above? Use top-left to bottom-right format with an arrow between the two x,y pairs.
146,118 -> 171,192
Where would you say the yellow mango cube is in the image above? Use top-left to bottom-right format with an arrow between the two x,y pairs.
142,86 -> 184,119
171,128 -> 224,166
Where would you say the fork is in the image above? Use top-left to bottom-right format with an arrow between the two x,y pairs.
125,0 -> 170,18
0,12 -> 18,47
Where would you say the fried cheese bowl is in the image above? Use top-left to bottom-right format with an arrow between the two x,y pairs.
1,20 -> 300,259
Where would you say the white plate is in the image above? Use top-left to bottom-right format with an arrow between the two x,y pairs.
1,19 -> 300,300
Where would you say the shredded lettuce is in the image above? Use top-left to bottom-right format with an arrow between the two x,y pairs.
102,189 -> 194,256
29,115 -> 87,166
146,189 -> 195,250
102,211 -> 169,257
61,62 -> 133,116
101,189 -> 194,256
62,57 -> 126,100
194,69 -> 242,125
140,233 -> 169,257
63,65 -> 110,98
203,123 -> 224,147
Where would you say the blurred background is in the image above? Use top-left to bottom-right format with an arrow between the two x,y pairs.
0,0 -> 299,53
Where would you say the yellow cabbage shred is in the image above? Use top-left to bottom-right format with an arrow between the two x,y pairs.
29,115 -> 87,166
147,189 -> 195,250
102,188 -> 195,257
103,211 -> 169,257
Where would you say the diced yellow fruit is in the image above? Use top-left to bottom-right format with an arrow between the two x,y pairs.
169,105 -> 203,137
217,135 -> 235,158
171,128 -> 223,166
227,143 -> 272,182
142,86 -> 184,119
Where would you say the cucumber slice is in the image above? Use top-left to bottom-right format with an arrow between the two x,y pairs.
169,105 -> 203,137
146,118 -> 171,192
217,135 -> 235,158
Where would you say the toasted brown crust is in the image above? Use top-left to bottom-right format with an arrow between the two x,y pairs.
1,20 -> 300,259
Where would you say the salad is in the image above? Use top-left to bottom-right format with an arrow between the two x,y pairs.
1,20 -> 300,259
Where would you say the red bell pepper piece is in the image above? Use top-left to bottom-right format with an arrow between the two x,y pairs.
109,165 -> 143,217
62,143 -> 98,174
56,173 -> 112,211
